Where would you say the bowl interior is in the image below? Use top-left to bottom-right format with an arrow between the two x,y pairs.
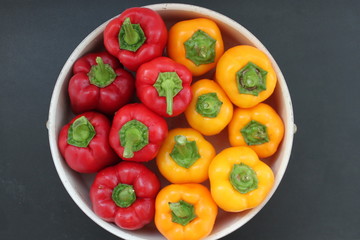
48,3 -> 294,240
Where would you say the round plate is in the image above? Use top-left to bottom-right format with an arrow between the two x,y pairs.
48,3 -> 295,240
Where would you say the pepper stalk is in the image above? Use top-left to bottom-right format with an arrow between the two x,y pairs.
153,72 -> 183,115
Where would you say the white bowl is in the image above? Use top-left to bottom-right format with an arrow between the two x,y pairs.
48,3 -> 295,240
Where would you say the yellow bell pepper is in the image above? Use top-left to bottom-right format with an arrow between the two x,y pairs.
208,146 -> 274,212
156,128 -> 215,183
228,103 -> 284,158
215,45 -> 277,108
155,183 -> 218,240
184,79 -> 233,136
167,18 -> 224,76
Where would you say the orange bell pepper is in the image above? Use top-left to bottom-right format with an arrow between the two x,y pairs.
167,18 -> 224,76
215,45 -> 277,108
228,103 -> 284,158
209,146 -> 274,212
184,79 -> 233,136
156,128 -> 215,183
155,183 -> 218,240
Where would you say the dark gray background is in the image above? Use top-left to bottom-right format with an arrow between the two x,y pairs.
1,0 -> 359,239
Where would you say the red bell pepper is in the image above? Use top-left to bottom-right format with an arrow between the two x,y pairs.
136,57 -> 193,117
58,112 -> 118,173
109,103 -> 168,162
90,161 -> 160,230
68,51 -> 134,115
104,7 -> 167,72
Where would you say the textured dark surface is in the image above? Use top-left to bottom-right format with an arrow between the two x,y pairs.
1,0 -> 360,239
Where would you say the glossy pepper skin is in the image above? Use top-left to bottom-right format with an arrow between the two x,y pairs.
90,161 -> 160,230
109,103 -> 168,162
209,146 -> 274,212
58,112 -> 118,173
156,128 -> 216,183
168,18 -> 224,76
104,7 -> 167,72
136,57 -> 192,117
155,183 -> 218,240
69,51 -> 134,115
228,103 -> 284,158
216,45 -> 277,108
185,79 -> 233,136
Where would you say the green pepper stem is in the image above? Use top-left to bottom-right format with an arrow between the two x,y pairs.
170,202 -> 188,218
112,184 -> 136,208
236,62 -> 267,96
170,135 -> 200,169
169,200 -> 197,226
153,72 -> 183,115
173,135 -> 187,156
162,79 -> 175,115
230,163 -> 258,194
241,120 -> 269,146
72,117 -> 90,141
184,30 -> 216,66
122,18 -> 140,45
96,57 -> 105,72
118,18 -> 146,52
88,57 -> 116,88
119,120 -> 149,159
123,128 -> 141,158
67,116 -> 96,148
195,92 -> 223,118
153,72 -> 183,116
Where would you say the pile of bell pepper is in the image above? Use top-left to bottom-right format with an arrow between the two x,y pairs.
57,6 -> 286,240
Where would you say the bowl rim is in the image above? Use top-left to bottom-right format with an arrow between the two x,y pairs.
48,3 -> 294,240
